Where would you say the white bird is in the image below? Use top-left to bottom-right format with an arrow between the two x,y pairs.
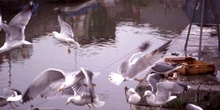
108,40 -> 171,86
22,68 -> 75,103
124,86 -> 141,108
0,2 -> 33,54
49,15 -> 80,53
143,81 -> 190,108
22,67 -> 104,109
66,68 -> 105,109
66,69 -> 105,108
0,88 -> 22,108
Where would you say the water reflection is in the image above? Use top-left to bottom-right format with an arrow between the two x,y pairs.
0,0 -> 188,110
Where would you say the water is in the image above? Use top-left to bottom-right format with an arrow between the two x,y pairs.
0,0 -> 188,110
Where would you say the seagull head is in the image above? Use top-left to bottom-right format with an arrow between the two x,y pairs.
66,96 -> 73,105
58,84 -> 66,92
143,90 -> 152,97
66,96 -> 79,105
127,88 -> 136,95
47,31 -> 58,37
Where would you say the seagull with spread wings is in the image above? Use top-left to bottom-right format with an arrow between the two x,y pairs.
21,67 -> 104,109
108,40 -> 171,86
49,15 -> 80,53
0,1 -> 33,54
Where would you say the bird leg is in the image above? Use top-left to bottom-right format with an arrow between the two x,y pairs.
12,102 -> 19,107
83,83 -> 96,87
67,43 -> 71,54
9,102 -> 16,109
18,47 -> 26,59
87,104 -> 95,110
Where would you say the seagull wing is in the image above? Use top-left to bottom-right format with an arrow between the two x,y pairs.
4,2 -> 33,42
0,11 -> 16,43
58,15 -> 74,38
0,96 -> 8,107
155,82 -> 172,103
40,81 -> 74,99
22,68 -> 65,103
9,3 -> 33,28
72,68 -> 95,103
147,74 -> 164,94
121,40 -> 171,79
151,62 -> 178,73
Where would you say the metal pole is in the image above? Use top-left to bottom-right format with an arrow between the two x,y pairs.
184,0 -> 199,54
198,0 -> 205,59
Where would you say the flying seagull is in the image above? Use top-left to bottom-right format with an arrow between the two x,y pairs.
49,15 -> 80,53
66,68 -> 105,109
108,40 -> 171,86
0,1 -> 33,54
22,68 -> 75,103
22,67 -> 103,109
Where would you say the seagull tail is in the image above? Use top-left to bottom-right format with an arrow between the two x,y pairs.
167,95 -> 177,102
93,72 -> 101,78
92,97 -> 105,108
23,40 -> 32,45
108,72 -> 125,86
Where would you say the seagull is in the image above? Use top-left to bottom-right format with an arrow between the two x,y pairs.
108,40 -> 171,86
0,1 -> 33,54
49,15 -> 80,53
0,88 -> 22,108
143,81 -> 190,109
124,86 -> 141,109
66,68 -> 105,109
143,62 -> 183,93
22,67 -> 102,106
150,61 -> 182,77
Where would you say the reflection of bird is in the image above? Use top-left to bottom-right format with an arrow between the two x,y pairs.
109,40 -> 171,86
0,88 -> 22,108
0,1 -> 33,54
143,81 -> 190,108
66,68 -> 105,109
49,15 -> 80,53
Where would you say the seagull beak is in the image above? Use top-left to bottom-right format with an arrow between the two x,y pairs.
46,32 -> 53,36
58,87 -> 64,92
66,101 -> 70,105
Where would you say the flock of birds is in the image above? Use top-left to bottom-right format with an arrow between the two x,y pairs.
0,1 -> 204,110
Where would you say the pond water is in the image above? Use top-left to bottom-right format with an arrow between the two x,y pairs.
0,0 -> 188,110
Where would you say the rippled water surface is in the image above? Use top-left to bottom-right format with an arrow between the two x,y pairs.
0,0 -> 188,110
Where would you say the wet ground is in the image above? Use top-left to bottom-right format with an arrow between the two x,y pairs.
0,0 -> 190,110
